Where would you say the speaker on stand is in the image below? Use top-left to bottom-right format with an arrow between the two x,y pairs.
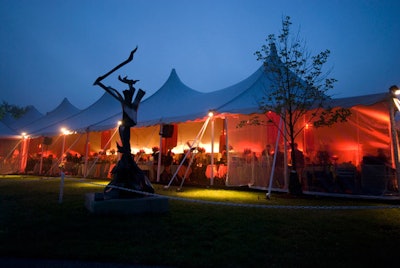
160,124 -> 174,138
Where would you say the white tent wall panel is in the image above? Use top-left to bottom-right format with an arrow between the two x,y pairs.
129,126 -> 160,153
174,119 -> 224,154
225,114 -> 278,188
0,138 -> 22,174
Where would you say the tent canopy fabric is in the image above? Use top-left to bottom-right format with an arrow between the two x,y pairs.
48,92 -> 121,134
91,67 -> 264,128
135,68 -> 206,127
0,121 -> 19,138
0,64 -> 393,137
0,41 -> 394,137
1,105 -> 43,132
327,92 -> 391,109
18,98 -> 81,137
216,66 -> 271,115
0,40 -> 393,137
136,68 -> 256,126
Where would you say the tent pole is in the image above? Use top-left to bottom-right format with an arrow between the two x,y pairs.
178,142 -> 199,190
84,130 -> 90,178
283,113 -> 288,191
224,117 -> 229,185
61,133 -> 66,165
389,98 -> 400,192
210,116 -> 215,186
157,123 -> 163,183
19,136 -> 29,174
177,117 -> 211,190
356,110 -> 361,167
164,116 -> 210,189
302,115 -> 306,156
20,137 -> 30,173
266,117 -> 283,199
39,139 -> 44,174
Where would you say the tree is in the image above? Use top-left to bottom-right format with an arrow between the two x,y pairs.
0,101 -> 28,120
253,16 -> 351,194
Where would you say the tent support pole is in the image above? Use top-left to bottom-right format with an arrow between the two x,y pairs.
389,99 -> 400,193
19,136 -> 29,174
210,116 -> 215,186
164,116 -> 210,189
157,123 -> 163,183
84,130 -> 90,178
177,140 -> 200,190
48,133 -> 84,176
224,117 -> 229,185
283,112 -> 288,191
61,133 -> 66,165
86,128 -> 118,178
267,117 -> 283,199
39,139 -> 44,174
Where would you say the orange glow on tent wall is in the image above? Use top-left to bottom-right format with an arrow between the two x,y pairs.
219,131 -> 226,153
266,112 -> 280,146
101,130 -> 111,150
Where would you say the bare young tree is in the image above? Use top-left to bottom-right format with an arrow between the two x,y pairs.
254,16 -> 351,194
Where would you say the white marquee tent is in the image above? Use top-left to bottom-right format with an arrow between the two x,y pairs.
18,98 -> 82,137
1,51 -> 399,196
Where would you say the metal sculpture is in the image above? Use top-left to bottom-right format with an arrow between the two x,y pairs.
93,47 -> 154,199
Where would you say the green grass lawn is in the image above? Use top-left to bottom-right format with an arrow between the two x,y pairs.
0,175 -> 400,267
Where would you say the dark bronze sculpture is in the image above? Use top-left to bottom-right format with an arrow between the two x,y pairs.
93,47 -> 154,199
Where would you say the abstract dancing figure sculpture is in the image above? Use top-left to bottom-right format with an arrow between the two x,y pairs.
93,47 -> 154,199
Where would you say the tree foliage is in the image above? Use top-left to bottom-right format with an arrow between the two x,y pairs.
252,16 -> 351,172
0,101 -> 28,120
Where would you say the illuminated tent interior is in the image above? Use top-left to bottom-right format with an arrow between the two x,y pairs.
1,58 -> 398,196
222,95 -> 397,194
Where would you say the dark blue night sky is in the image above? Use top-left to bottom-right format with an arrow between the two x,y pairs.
1,0 -> 399,113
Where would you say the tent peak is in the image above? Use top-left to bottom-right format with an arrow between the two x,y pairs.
168,68 -> 180,81
165,68 -> 190,88
269,42 -> 278,57
61,97 -> 71,104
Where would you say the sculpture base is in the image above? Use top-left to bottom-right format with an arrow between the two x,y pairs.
85,193 -> 169,215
